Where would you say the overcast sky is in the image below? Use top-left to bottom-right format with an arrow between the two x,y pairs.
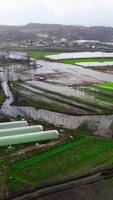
0,0 -> 113,26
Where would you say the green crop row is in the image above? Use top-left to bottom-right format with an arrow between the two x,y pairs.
9,135 -> 113,190
61,58 -> 113,65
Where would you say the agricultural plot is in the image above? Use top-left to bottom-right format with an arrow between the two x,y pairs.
0,120 -> 60,196
25,60 -> 113,85
74,61 -> 113,74
46,52 -> 113,74
95,82 -> 113,89
11,80 -> 113,115
8,132 -> 113,194
61,58 -> 113,65
31,51 -> 58,59
81,82 -> 113,105
1,51 -> 113,198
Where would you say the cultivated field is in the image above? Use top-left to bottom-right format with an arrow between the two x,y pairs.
31,51 -> 58,59
1,51 -> 113,199
11,80 -> 113,115
7,127 -> 113,195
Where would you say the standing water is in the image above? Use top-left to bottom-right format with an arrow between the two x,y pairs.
0,53 -> 113,130
1,81 -> 22,117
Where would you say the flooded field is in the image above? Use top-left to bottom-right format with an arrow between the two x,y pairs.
27,80 -> 85,98
0,52 -> 113,130
25,60 -> 113,85
1,51 -> 113,198
0,51 -> 27,60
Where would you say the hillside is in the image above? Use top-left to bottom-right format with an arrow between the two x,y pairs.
0,23 -> 113,41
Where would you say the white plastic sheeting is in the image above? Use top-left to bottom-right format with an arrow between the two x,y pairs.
0,125 -> 43,137
46,52 -> 113,60
0,130 -> 59,146
0,121 -> 28,129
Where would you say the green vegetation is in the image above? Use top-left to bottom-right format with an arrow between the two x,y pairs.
97,82 -> 113,87
1,49 -> 113,198
96,94 -> 113,104
13,137 -> 87,169
4,80 -> 113,195
31,50 -> 58,59
0,114 -> 113,195
61,57 -> 113,65
0,95 -> 5,104
9,131 -> 113,192
77,81 -> 113,111
0,86 -> 6,105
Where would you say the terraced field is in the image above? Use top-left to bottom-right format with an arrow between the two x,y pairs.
1,51 -> 113,199
11,80 -> 113,115
81,82 -> 113,105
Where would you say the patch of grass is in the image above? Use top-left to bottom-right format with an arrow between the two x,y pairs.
86,82 -> 113,104
0,85 -> 6,105
69,95 -> 113,113
95,82 -> 113,88
31,51 -> 58,59
0,95 -> 5,104
96,94 -> 113,104
9,134 -> 113,190
12,136 -> 87,169
61,58 -> 113,65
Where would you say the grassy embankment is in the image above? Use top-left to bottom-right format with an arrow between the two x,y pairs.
61,57 -> 113,65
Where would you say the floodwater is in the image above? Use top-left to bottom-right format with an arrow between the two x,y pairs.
27,80 -> 86,98
0,51 -> 27,60
0,52 -> 113,130
24,60 -> 113,85
1,84 -> 113,130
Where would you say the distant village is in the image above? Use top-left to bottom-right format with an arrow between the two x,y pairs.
1,33 -> 113,52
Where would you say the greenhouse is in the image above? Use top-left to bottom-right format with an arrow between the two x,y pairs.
0,120 -> 28,129
0,121 -> 59,146
0,125 -> 43,137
